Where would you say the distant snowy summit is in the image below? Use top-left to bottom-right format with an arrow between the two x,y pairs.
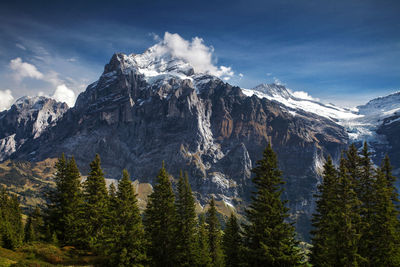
241,83 -> 400,144
242,84 -> 359,121
0,96 -> 68,161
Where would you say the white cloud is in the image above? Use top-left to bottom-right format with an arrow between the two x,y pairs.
291,90 -> 320,101
152,32 -> 234,78
51,84 -> 76,107
45,70 -> 63,86
273,77 -> 284,85
16,43 -> 26,50
9,57 -> 44,81
0,90 -> 14,111
239,73 -> 243,77
9,58 -> 62,86
8,57 -> 80,106
149,32 -> 161,41
266,72 -> 272,76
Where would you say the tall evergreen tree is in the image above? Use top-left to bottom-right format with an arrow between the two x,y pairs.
197,214 -> 212,267
222,213 -> 243,267
243,143 -> 302,266
175,171 -> 198,266
0,187 -> 23,249
63,157 -> 84,245
104,169 -> 147,266
46,154 -> 83,246
82,154 -> 109,250
108,183 -> 117,201
24,214 -> 35,243
46,153 -> 67,240
206,197 -> 224,267
345,144 -> 361,188
24,207 -> 44,243
311,154 -> 363,266
382,155 -> 399,204
368,160 -> 400,266
357,142 -> 375,265
335,156 -> 363,266
311,156 -> 338,266
143,162 -> 176,266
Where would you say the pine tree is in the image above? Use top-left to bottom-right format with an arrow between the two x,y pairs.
82,154 -> 109,250
311,154 -> 363,266
345,144 -> 361,188
46,154 -> 83,246
104,169 -> 147,266
175,171 -> 198,266
335,156 -> 363,266
206,197 -> 224,267
24,207 -> 44,243
222,213 -> 243,267
368,159 -> 400,266
197,214 -> 212,267
143,162 -> 176,266
46,153 -> 67,240
63,157 -> 84,245
357,142 -> 375,265
243,143 -> 302,266
382,155 -> 399,204
311,156 -> 337,266
24,214 -> 35,243
0,187 -> 24,249
109,183 -> 117,201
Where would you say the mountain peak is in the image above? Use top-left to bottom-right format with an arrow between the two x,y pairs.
357,91 -> 400,116
0,96 -> 68,160
252,83 -> 292,99
102,49 -> 197,86
14,96 -> 65,111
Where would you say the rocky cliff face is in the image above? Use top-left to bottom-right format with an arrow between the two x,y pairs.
0,96 -> 68,161
5,52 -> 349,240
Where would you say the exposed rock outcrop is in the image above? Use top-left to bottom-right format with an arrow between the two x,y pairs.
0,96 -> 68,161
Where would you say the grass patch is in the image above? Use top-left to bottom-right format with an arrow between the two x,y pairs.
0,256 -> 16,267
0,243 -> 103,266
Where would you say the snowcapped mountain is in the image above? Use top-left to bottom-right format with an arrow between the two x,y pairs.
0,96 -> 68,161
97,46 -> 223,92
242,84 -> 360,121
0,45 -> 398,241
242,84 -> 400,145
357,91 -> 400,122
1,50 -> 351,241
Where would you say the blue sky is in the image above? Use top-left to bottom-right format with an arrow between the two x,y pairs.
0,0 -> 399,109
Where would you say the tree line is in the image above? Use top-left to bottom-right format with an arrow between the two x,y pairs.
311,142 -> 400,266
1,142 -> 399,266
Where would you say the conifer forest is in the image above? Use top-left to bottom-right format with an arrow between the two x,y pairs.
1,143 -> 399,266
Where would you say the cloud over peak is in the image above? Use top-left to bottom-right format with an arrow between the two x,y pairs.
0,90 -> 14,111
9,57 -> 44,81
291,90 -> 320,101
7,57 -> 77,107
51,84 -> 76,107
152,32 -> 234,79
